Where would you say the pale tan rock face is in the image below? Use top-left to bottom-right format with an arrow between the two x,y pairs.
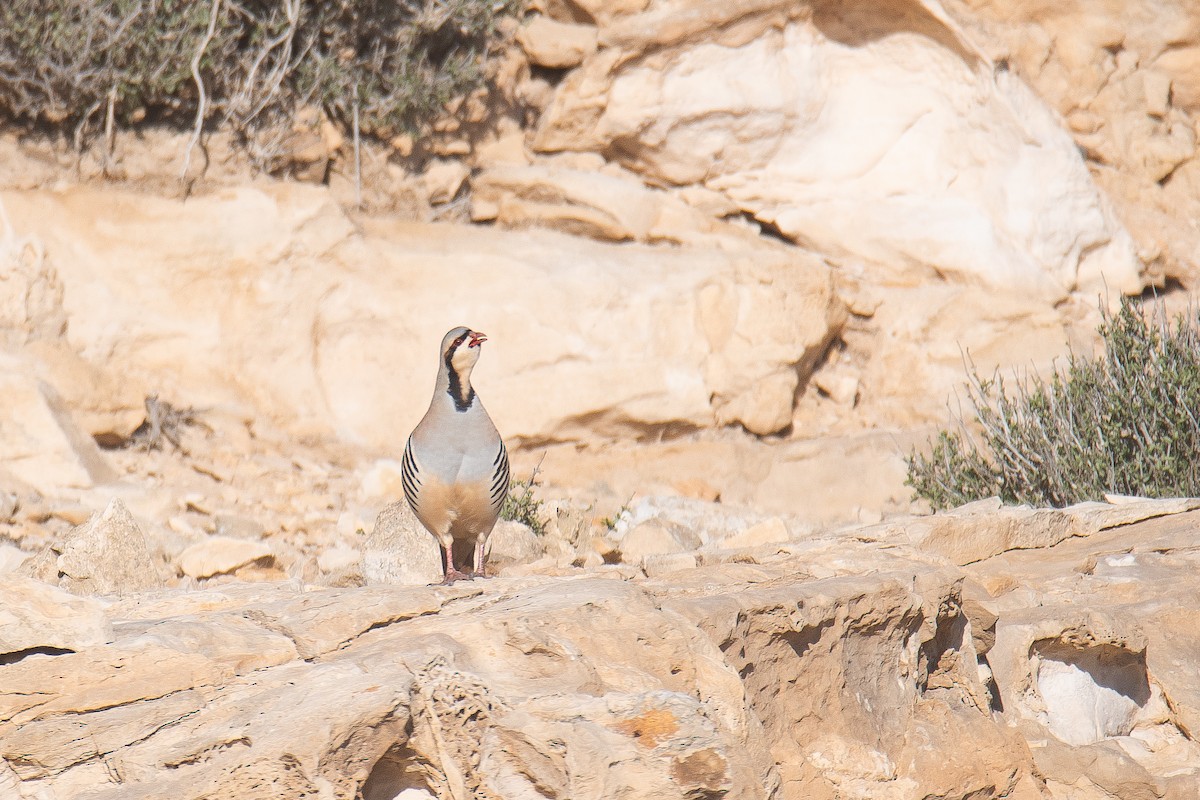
965,506 -> 1200,798
0,542 -> 1039,800
0,185 -> 843,444
939,0 -> 1200,283
532,0 -> 1141,297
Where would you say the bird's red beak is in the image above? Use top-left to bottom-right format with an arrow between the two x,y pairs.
467,331 -> 487,348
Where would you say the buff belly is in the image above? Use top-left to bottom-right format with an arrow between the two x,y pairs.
411,475 -> 499,548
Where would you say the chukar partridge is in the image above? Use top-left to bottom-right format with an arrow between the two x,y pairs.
402,327 -> 509,583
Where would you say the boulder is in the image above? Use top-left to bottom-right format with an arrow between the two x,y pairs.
946,0 -> 1200,281
516,17 -> 598,69
0,543 -> 1037,800
361,502 -> 443,586
0,575 -> 112,658
484,520 -> 542,572
26,498 -> 164,595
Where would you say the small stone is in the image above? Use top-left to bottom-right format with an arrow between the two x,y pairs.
178,537 -> 273,580
487,520 -> 542,571
317,546 -> 361,574
574,550 -> 604,569
181,493 -> 214,515
167,515 -> 202,537
474,130 -> 530,168
643,552 -> 699,577
391,134 -> 414,156
423,159 -> 470,205
1143,70 -> 1172,117
814,368 -> 860,407
619,519 -> 701,562
361,502 -> 442,586
718,518 -> 791,550
52,498 -> 164,595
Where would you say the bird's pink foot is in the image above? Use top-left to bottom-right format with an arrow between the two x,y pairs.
440,568 -> 473,585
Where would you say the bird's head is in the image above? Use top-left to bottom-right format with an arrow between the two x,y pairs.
441,326 -> 487,374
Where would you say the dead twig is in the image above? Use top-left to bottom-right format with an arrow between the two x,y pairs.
125,395 -> 209,454
180,0 -> 223,183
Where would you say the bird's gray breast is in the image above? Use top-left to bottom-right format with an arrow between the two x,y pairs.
409,396 -> 503,486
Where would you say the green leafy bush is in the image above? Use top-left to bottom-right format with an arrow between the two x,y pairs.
907,297 -> 1200,510
0,0 -> 516,151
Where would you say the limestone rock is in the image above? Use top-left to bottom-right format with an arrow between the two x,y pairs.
30,498 -> 164,595
9,502 -> 1200,798
485,520 -> 542,572
943,0 -> 1200,284
517,17 -> 598,69
177,536 -> 274,579
533,0 -> 1141,297
963,507 -> 1200,793
361,502 -> 443,586
0,350 -> 113,495
0,541 -> 1041,800
470,161 -> 760,248
717,517 -> 791,551
1,185 -> 843,444
0,575 -> 112,657
0,544 -> 29,574
619,519 -> 701,562
867,496 -> 1200,566
421,159 -> 469,205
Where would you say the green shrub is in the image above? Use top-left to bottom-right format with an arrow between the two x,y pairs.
907,297 -> 1200,510
501,464 -> 547,536
0,0 -> 516,155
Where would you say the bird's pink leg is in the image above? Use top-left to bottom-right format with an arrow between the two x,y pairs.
471,537 -> 489,578
441,542 -> 471,584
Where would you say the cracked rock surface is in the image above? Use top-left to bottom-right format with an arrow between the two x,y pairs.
4,500 -> 1200,799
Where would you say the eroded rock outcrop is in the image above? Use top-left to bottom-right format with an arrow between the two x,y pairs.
941,0 -> 1200,284
525,0 -> 1141,297
0,540 -> 1028,799
7,501 -> 1200,799
0,185 -> 844,444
